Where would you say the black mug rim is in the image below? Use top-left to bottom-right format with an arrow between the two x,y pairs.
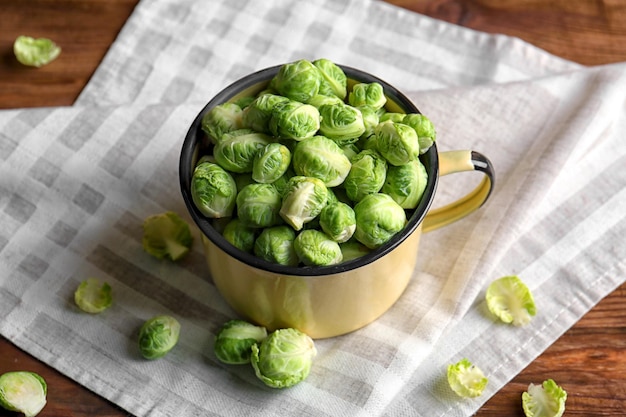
179,64 -> 439,277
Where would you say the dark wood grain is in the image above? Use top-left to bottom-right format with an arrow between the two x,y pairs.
0,1 -> 624,416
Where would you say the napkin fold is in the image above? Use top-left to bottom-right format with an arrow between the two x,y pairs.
1,0 -> 624,416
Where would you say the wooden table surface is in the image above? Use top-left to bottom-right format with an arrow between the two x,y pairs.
1,1 -> 625,415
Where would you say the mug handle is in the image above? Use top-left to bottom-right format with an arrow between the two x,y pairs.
422,150 -> 495,233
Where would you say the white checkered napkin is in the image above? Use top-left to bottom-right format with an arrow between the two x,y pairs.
76,0 -> 580,108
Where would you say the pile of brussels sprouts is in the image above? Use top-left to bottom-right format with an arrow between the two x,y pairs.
191,58 -> 436,267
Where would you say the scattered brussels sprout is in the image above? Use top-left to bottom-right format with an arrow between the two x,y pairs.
271,59 -> 322,103
522,379 -> 567,417
343,149 -> 387,202
254,226 -> 299,266
252,142 -> 292,184
243,94 -> 290,133
251,328 -> 317,389
0,371 -> 47,417
13,35 -> 60,68
201,103 -> 244,142
279,176 -> 328,231
486,275 -> 536,326
292,136 -> 351,187
318,103 -> 365,145
138,315 -> 181,360
348,82 -> 387,110
353,193 -> 407,249
214,320 -> 268,365
382,159 -> 428,209
269,100 -> 320,140
142,211 -> 194,261
447,358 -> 488,398
74,278 -> 113,314
374,120 -> 420,166
339,240 -> 371,263
294,229 -> 343,266
214,130 -> 273,173
191,162 -> 238,218
222,219 -> 256,253
402,113 -> 437,154
313,58 -> 347,99
319,202 -> 356,243
235,183 -> 282,228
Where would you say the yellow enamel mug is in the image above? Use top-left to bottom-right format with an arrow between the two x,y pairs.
179,64 -> 494,339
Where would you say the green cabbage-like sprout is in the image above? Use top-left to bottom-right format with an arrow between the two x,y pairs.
214,320 -> 268,364
486,275 -> 536,326
522,379 -> 567,417
447,358 -> 488,398
74,278 -> 113,314
0,371 -> 47,417
14,36 -> 61,68
138,315 -> 181,360
142,211 -> 194,261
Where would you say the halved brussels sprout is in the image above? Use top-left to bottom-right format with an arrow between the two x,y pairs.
318,103 -> 366,145
279,176 -> 328,231
0,371 -> 47,417
348,82 -> 387,110
236,183 -> 282,228
254,225 -> 299,266
292,136 -> 351,187
222,218 -> 257,253
402,113 -> 437,154
313,58 -> 347,99
191,162 -> 237,218
343,149 -> 388,203
374,120 -> 420,166
382,159 -> 428,209
214,319 -> 268,365
201,103 -> 244,142
269,100 -> 320,140
252,142 -> 292,184
353,193 -> 407,249
242,93 -> 290,133
142,211 -> 194,261
213,130 -> 273,173
294,229 -> 343,266
319,202 -> 356,243
271,59 -> 322,103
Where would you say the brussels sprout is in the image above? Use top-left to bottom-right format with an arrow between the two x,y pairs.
252,143 -> 292,184
374,120 -> 420,166
269,100 -> 320,140
271,59 -> 322,103
319,202 -> 356,243
307,94 -> 344,109
348,82 -> 386,110
214,130 -> 273,173
313,58 -> 347,99
251,328 -> 317,388
138,315 -> 181,360
236,183 -> 282,228
522,379 -> 567,417
292,136 -> 351,187
318,103 -> 366,145
382,159 -> 428,209
343,149 -> 388,202
242,93 -> 290,133
222,218 -> 256,253
142,211 -> 194,261
358,105 -> 380,139
13,35 -> 60,68
447,358 -> 488,398
214,319 -> 268,364
271,167 -> 295,196
191,162 -> 237,218
379,112 -> 405,123
0,371 -> 47,417
254,225 -> 299,266
234,95 -> 255,109
340,143 -> 360,161
486,275 -> 536,326
279,176 -> 328,230
201,103 -> 244,142
353,193 -> 407,249
339,240 -> 371,263
402,113 -> 437,154
74,278 -> 113,314
294,229 -> 343,266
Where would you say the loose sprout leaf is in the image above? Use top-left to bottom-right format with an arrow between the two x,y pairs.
447,358 -> 488,398
142,211 -> 193,261
0,371 -> 47,417
74,278 -> 113,314
522,379 -> 567,417
14,35 -> 61,68
486,275 -> 536,326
